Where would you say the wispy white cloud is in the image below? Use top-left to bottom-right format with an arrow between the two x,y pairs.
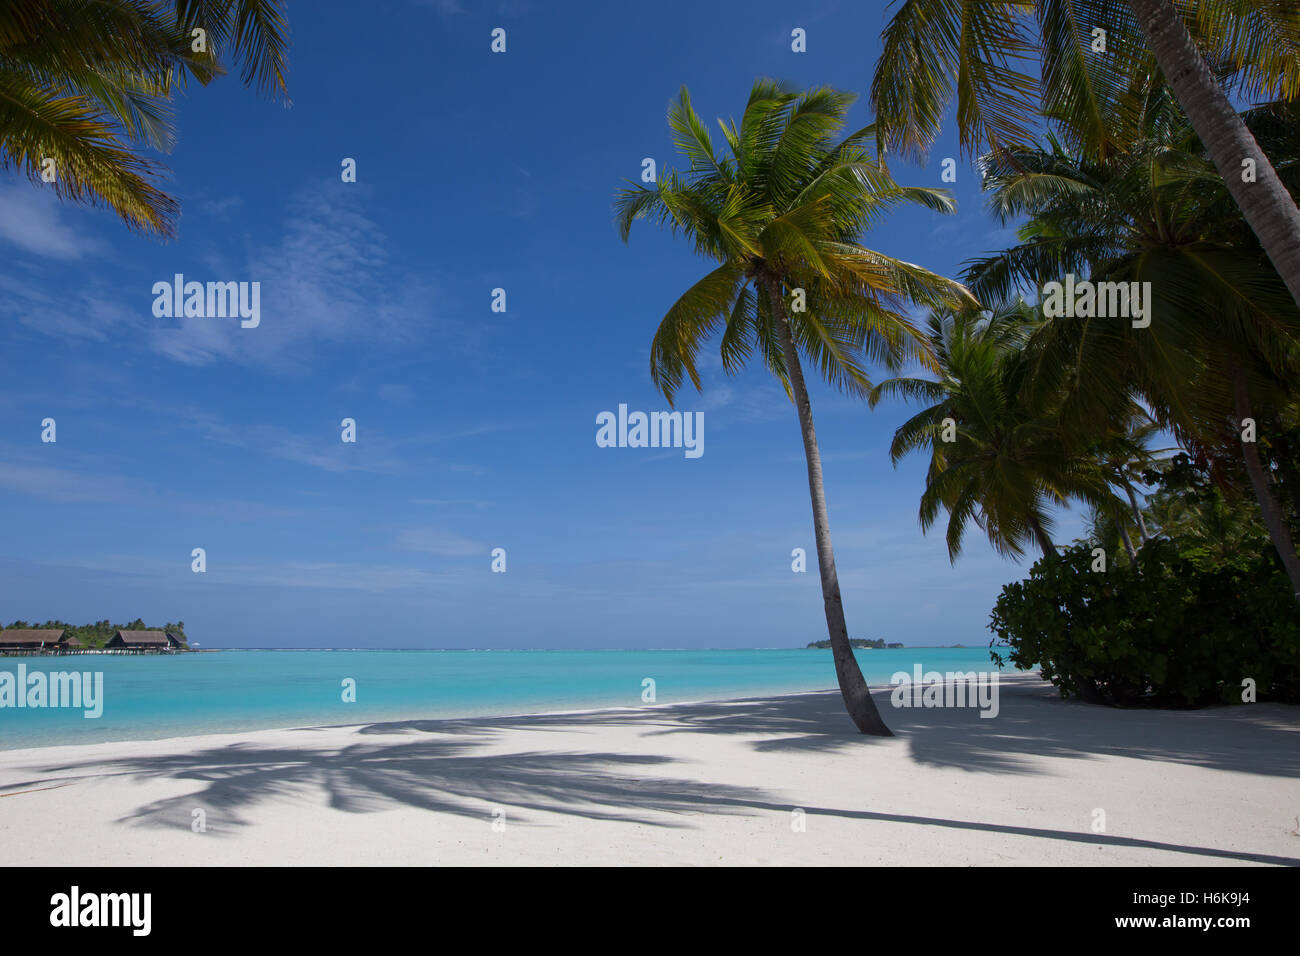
0,183 -> 105,260
179,407 -> 405,474
0,275 -> 143,342
0,458 -> 142,504
414,0 -> 466,16
698,379 -> 791,423
393,526 -> 486,557
411,497 -> 492,509
13,553 -> 467,594
0,446 -> 302,520
377,383 -> 415,404
148,183 -> 441,370
197,196 -> 244,217
415,0 -> 531,15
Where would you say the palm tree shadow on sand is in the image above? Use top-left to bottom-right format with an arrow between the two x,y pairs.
14,677 -> 1300,864
357,676 -> 1300,777
101,743 -> 772,831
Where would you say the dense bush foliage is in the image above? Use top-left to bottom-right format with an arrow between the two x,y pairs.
989,539 -> 1300,706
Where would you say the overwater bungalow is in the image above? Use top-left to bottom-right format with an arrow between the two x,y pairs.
106,629 -> 185,651
0,628 -> 66,653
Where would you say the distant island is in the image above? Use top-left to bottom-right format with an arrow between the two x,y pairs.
0,619 -> 191,655
806,639 -> 904,649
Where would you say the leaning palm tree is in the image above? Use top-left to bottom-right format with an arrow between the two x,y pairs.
614,80 -> 971,735
1090,411 -> 1168,547
871,0 -> 1300,309
0,0 -> 289,237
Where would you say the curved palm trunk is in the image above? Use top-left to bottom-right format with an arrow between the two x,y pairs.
1129,0 -> 1300,309
763,276 -> 892,736
1231,366 -> 1300,603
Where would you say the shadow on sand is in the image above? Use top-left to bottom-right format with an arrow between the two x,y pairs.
12,676 -> 1300,864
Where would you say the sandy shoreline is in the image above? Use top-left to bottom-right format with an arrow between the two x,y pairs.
1,673 -> 1297,865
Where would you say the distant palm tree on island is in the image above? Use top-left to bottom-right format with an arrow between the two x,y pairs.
806,639 -> 904,649
615,80 -> 971,735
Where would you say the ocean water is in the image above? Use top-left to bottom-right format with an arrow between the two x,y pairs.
0,647 -> 1008,750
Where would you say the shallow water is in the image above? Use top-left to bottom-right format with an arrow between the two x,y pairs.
0,647 -> 1011,749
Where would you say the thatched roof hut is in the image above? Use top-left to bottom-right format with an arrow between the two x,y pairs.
0,628 -> 66,649
107,629 -> 173,648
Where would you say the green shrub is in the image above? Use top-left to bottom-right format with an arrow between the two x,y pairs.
989,538 -> 1300,706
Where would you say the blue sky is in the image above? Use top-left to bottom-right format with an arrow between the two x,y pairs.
0,0 -> 1083,648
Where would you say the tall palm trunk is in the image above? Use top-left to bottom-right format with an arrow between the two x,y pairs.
1122,481 -> 1150,543
762,275 -> 892,736
1231,366 -> 1300,603
1129,0 -> 1300,309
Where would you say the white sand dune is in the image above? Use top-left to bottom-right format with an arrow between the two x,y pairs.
1,674 -> 1297,866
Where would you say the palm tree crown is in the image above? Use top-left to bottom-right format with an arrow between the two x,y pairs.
615,79 -> 968,404
873,301 -> 1125,560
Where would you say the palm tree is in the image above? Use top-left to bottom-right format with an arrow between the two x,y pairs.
1144,451 -> 1272,562
1091,412 -> 1168,546
871,0 -> 1300,308
1129,0 -> 1300,308
1075,504 -> 1138,564
614,80 -> 971,735
871,301 -> 1119,561
0,0 -> 289,237
964,97 -> 1300,598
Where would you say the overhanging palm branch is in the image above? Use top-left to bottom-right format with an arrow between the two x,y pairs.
0,0 -> 289,237
872,0 -> 1300,159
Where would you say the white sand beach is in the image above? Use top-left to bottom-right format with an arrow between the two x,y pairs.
1,674 -> 1297,866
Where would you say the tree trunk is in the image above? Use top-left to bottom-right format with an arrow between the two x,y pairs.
1129,0 -> 1300,310
1274,433 -> 1300,538
1028,515 -> 1057,558
1123,481 -> 1150,543
1118,522 -> 1138,563
762,275 -> 893,736
1231,366 -> 1300,603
